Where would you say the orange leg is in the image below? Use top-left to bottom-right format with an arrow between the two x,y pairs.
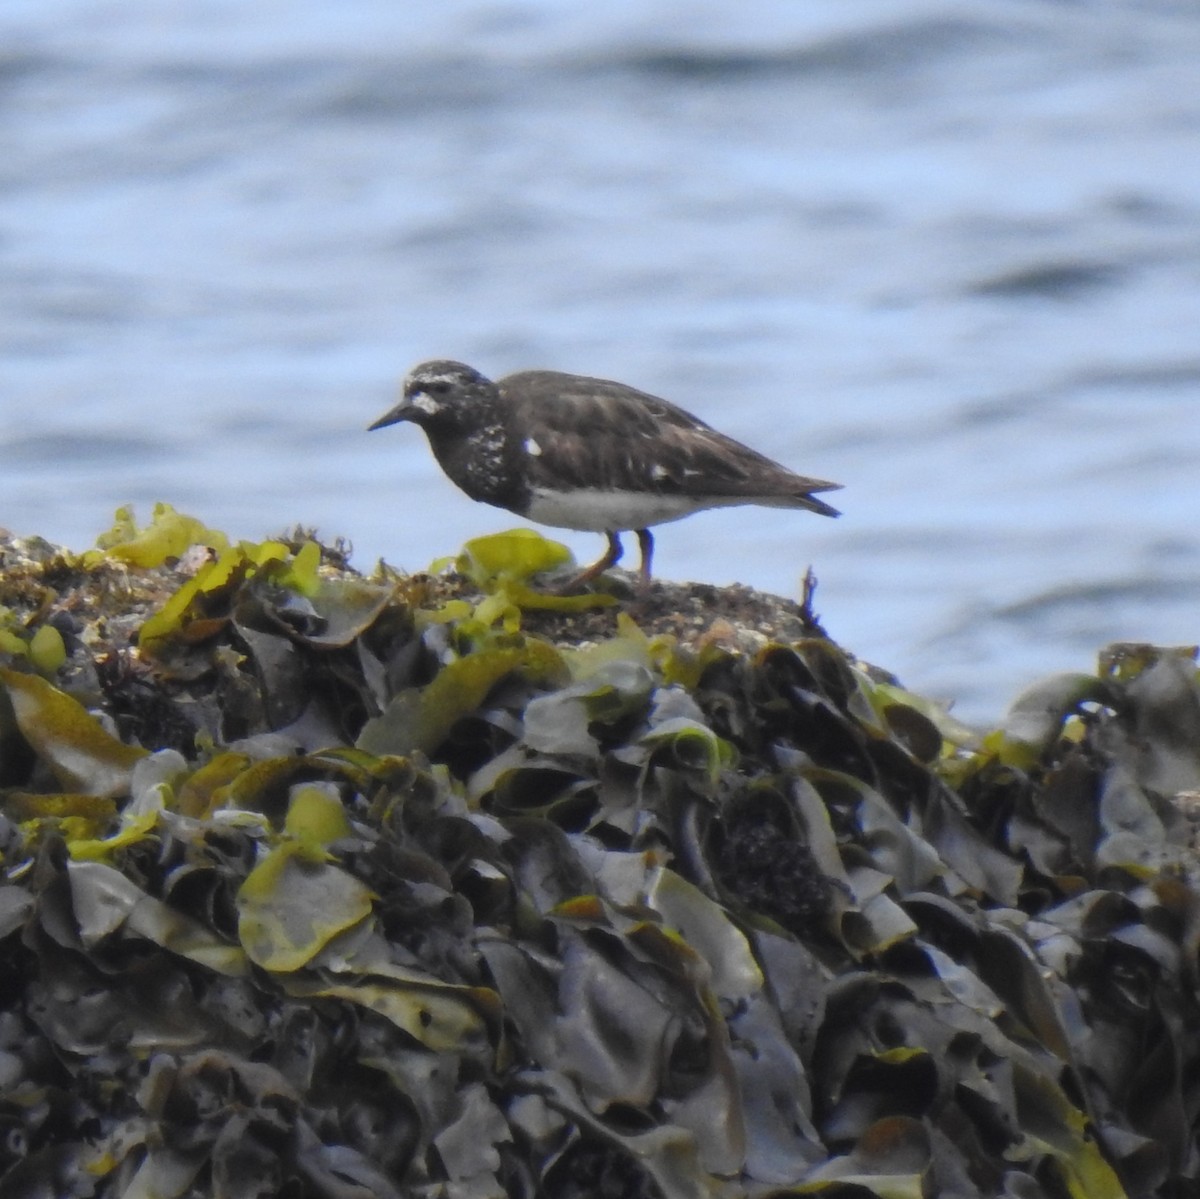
636,528 -> 654,589
564,531 -> 623,590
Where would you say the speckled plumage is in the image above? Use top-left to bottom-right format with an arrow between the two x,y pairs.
369,360 -> 841,586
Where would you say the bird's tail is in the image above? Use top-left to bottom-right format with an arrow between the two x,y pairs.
799,492 -> 841,518
795,478 -> 842,518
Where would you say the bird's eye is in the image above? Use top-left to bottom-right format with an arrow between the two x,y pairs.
425,380 -> 452,397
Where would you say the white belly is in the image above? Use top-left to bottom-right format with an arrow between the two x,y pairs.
525,487 -> 741,532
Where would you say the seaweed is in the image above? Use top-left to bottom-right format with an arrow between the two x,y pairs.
1,510 -> 1198,1197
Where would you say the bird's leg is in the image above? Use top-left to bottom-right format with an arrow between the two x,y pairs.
561,531 -> 623,591
636,528 -> 654,591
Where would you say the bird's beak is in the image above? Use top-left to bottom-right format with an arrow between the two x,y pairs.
367,399 -> 412,431
369,387 -> 444,431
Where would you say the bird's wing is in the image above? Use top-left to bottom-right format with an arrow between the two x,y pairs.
502,371 -> 841,503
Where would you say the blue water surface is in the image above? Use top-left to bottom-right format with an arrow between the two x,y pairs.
2,0 -> 1198,722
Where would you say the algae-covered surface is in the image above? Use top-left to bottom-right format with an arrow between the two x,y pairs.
1,506 -> 1199,1198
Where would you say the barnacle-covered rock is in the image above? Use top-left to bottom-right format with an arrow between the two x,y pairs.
1,511 -> 1198,1198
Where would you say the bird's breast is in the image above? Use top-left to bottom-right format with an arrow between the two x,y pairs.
427,422 -> 526,511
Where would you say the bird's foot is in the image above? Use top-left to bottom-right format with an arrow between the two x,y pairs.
552,531 -> 623,595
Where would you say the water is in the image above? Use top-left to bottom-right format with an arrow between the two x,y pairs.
2,0 -> 1198,724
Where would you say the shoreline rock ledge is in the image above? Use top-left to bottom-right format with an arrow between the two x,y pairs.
1,513 -> 1198,1199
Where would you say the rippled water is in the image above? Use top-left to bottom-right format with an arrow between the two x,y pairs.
2,0 -> 1198,722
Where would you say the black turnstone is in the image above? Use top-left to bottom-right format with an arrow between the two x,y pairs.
369,360 -> 841,587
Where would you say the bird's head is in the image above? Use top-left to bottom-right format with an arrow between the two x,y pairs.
368,360 -> 497,434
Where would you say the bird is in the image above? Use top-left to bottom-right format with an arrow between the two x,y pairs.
368,360 -> 841,589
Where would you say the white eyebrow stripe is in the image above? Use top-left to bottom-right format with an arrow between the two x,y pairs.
410,393 -> 442,415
